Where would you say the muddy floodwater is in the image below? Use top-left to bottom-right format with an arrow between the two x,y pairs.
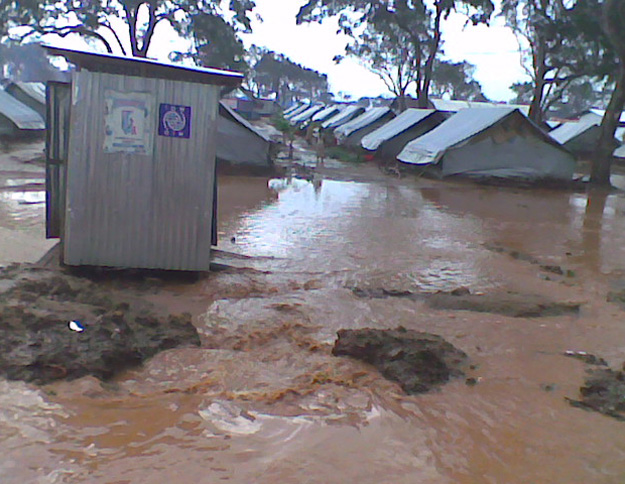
6,152 -> 625,482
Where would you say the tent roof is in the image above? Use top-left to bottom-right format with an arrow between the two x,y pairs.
290,104 -> 324,123
549,112 -> 603,144
284,103 -> 310,119
44,45 -> 243,86
398,108 -> 540,165
219,101 -> 271,143
430,98 -> 530,115
312,104 -> 343,122
321,105 -> 363,129
9,81 -> 46,105
0,88 -> 45,130
334,107 -> 393,138
360,108 -> 436,151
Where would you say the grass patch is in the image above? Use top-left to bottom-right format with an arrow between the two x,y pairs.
326,146 -> 365,163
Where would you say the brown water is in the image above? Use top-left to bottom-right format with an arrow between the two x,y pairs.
5,162 -> 625,483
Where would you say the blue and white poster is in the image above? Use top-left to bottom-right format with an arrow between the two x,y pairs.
159,103 -> 192,139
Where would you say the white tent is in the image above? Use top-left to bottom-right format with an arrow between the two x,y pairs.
321,105 -> 366,130
430,98 -> 530,116
312,104 -> 344,123
361,109 -> 437,151
217,101 -> 273,170
334,107 -> 395,145
397,108 -> 575,180
290,104 -> 324,124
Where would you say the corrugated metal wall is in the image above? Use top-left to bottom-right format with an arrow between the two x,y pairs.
64,71 -> 219,270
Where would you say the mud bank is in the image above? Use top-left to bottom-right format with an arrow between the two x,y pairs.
352,286 -> 581,317
0,264 -> 200,384
332,327 -> 468,394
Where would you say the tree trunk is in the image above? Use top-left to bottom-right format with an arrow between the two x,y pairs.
591,0 -> 625,186
590,64 -> 625,186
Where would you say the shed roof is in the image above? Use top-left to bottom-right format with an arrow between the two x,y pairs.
398,108 -> 553,165
334,107 -> 393,138
549,112 -> 602,144
44,45 -> 243,86
360,108 -> 436,151
0,88 -> 45,130
321,105 -> 364,129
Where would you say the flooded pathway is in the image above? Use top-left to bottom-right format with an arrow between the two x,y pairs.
5,155 -> 625,482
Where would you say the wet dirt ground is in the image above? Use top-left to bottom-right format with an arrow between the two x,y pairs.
5,140 -> 625,482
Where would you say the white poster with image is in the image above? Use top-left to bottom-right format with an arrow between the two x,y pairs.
103,90 -> 153,154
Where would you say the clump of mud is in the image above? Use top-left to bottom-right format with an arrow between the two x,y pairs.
332,327 -> 468,394
0,265 -> 200,384
426,290 -> 581,317
351,286 -> 581,317
568,367 -> 625,421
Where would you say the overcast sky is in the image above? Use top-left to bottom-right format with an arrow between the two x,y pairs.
240,0 -> 528,102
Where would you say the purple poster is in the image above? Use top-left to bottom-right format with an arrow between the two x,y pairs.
158,103 -> 192,139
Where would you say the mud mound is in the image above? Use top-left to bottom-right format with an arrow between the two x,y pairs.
426,291 -> 581,317
0,267 -> 200,384
332,327 -> 468,394
568,367 -> 625,421
351,286 -> 581,317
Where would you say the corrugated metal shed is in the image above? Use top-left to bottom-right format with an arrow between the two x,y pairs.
0,88 -> 45,132
361,109 -> 436,151
45,46 -> 242,271
335,107 -> 393,139
321,105 -> 365,129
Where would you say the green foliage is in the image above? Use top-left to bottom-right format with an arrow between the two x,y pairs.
430,60 -> 488,101
297,0 -> 494,106
501,0 -> 613,122
325,146 -> 364,163
249,50 -> 328,104
1,0 -> 255,61
171,15 -> 247,72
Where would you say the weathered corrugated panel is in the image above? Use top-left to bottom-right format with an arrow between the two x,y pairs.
45,82 -> 71,239
63,71 -> 218,270
0,88 -> 45,130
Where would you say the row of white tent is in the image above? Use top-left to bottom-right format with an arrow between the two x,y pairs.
283,101 -> 576,182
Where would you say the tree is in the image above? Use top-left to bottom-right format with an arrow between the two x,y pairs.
500,0 -> 611,123
430,60 -> 488,101
171,15 -> 247,72
297,0 -> 494,108
591,0 -> 625,186
1,0 -> 255,59
248,51 -> 329,105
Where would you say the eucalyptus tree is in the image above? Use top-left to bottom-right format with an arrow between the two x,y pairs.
0,0 -> 255,59
500,0 -> 611,123
296,0 -> 494,108
592,0 -> 625,186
